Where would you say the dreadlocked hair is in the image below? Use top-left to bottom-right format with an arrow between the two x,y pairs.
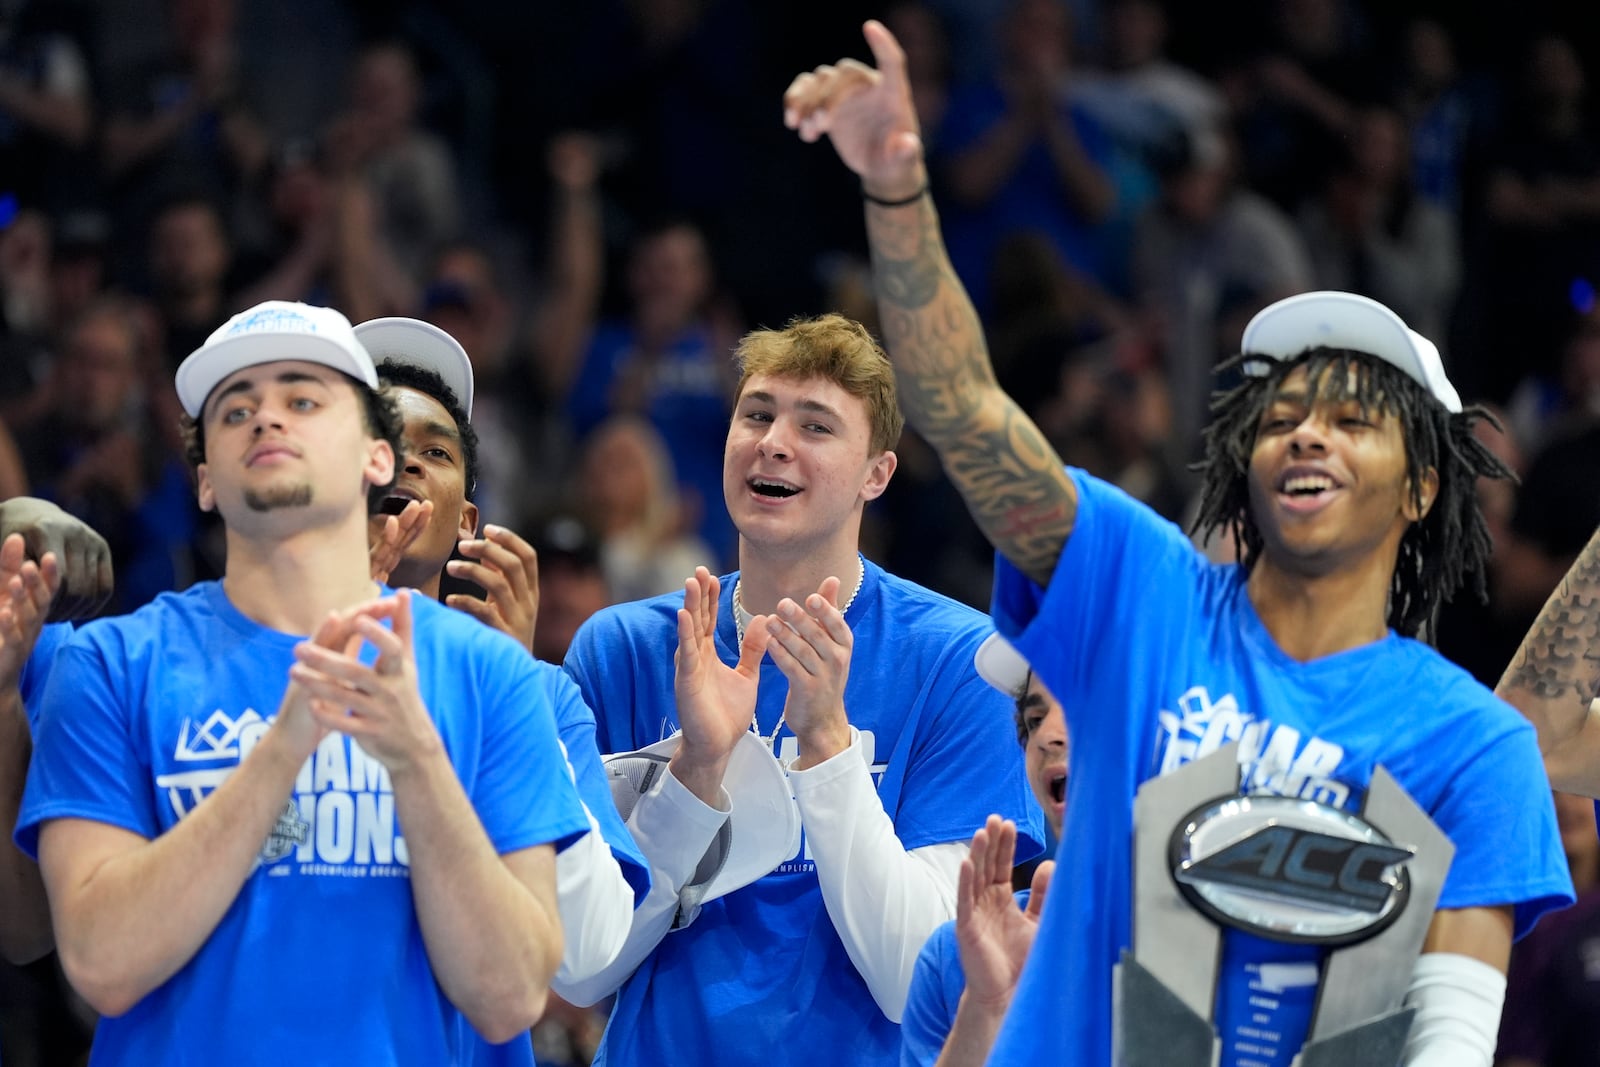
1189,348 -> 1513,639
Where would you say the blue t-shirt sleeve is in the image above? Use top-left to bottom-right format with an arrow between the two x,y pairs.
17,630 -> 161,858
469,641 -> 591,857
1423,701 -> 1574,936
892,641 -> 1045,861
993,469 -> 1200,702
563,606 -> 649,756
545,665 -> 650,904
901,920 -> 965,1067
19,621 -> 72,729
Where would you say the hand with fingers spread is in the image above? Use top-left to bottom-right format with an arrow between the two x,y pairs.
288,589 -> 441,773
0,533 -> 61,692
954,816 -> 1052,1014
782,19 -> 926,199
0,497 -> 112,622
446,524 -> 539,652
670,567 -> 771,805
765,576 -> 853,769
368,500 -> 434,585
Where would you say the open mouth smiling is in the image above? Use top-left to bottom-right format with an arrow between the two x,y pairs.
749,478 -> 800,499
1275,467 -> 1343,506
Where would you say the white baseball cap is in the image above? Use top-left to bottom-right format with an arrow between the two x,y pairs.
1240,291 -> 1462,413
605,730 -> 801,904
975,632 -> 1031,696
176,301 -> 378,418
355,317 -> 475,418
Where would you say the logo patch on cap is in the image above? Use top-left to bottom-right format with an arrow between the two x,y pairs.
225,306 -> 323,337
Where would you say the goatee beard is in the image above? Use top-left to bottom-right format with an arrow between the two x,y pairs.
244,484 -> 313,512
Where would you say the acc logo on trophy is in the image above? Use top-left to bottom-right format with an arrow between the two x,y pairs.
1169,796 -> 1414,946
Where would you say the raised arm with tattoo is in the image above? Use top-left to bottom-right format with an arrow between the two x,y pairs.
783,20 -> 1076,588
1497,522 -> 1600,795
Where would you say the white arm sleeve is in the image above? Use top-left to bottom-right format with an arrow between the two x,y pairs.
555,766 -> 729,1008
1400,951 -> 1506,1067
549,800 -> 635,993
789,729 -> 968,1023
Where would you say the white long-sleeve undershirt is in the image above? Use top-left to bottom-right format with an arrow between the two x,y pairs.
558,731 -> 967,1020
557,764 -> 729,1007
789,729 -> 967,1022
549,799 -> 636,995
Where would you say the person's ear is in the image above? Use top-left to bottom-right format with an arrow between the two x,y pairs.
1405,467 -> 1440,523
195,463 -> 216,513
860,450 -> 898,503
365,438 -> 395,491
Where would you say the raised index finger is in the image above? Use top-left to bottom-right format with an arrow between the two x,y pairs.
861,19 -> 907,77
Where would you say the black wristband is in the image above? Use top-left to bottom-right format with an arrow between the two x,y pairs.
862,183 -> 928,208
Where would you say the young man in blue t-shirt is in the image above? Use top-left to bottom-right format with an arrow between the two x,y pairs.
15,301 -> 590,1065
560,313 -> 1043,1066
786,22 -> 1573,1067
353,315 -> 650,1000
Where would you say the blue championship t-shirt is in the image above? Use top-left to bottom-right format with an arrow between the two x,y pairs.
566,558 -> 1044,1067
984,470 -> 1574,1067
18,583 -> 591,1066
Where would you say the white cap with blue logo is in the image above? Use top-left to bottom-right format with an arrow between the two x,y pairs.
1240,291 -> 1462,413
176,301 -> 378,418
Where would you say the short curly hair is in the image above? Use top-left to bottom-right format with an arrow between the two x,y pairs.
180,372 -> 403,515
1189,349 -> 1513,638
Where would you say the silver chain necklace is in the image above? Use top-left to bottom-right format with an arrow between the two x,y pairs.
732,557 -> 866,751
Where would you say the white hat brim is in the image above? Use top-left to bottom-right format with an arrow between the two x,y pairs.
1240,291 -> 1461,413
356,317 -> 475,418
175,331 -> 378,418
975,632 -> 1030,696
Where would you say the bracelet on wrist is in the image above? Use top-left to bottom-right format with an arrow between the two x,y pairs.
862,183 -> 929,208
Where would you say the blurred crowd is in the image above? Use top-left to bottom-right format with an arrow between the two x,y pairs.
4,0 -> 1600,1063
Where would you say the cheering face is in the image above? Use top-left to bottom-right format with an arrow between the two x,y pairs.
378,386 -> 477,586
722,374 -> 896,559
1246,364 -> 1434,578
1020,675 -> 1068,839
197,361 -> 393,529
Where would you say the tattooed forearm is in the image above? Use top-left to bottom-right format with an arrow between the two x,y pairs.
1497,528 -> 1600,748
865,194 -> 1076,586
940,406 -> 1075,586
867,199 -> 989,405
867,202 -> 942,311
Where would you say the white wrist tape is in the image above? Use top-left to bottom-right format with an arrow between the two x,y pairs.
1400,952 -> 1505,1067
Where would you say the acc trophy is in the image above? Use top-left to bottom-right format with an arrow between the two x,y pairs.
1114,742 -> 1454,1067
